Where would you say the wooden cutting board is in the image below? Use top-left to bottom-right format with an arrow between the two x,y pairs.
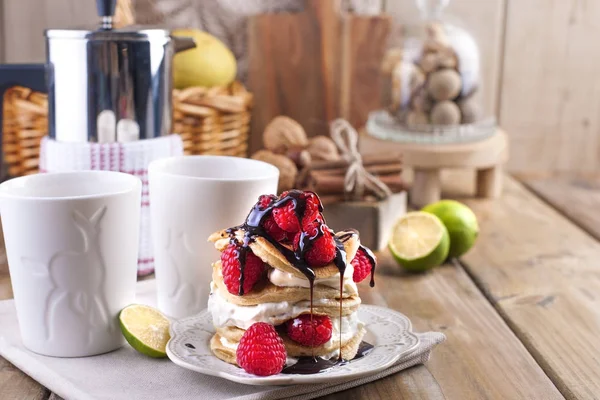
340,13 -> 392,130
247,0 -> 391,152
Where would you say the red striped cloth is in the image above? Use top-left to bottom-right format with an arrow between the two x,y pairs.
39,135 -> 184,276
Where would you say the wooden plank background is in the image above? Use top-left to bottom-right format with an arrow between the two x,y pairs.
1,0 -> 599,177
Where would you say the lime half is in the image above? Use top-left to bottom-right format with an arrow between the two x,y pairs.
422,200 -> 479,258
119,304 -> 171,358
389,211 -> 450,272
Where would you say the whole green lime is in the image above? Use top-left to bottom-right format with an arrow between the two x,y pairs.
422,200 -> 479,258
389,211 -> 450,272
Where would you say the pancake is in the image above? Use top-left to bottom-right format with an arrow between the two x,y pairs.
210,325 -> 367,367
212,262 -> 359,305
208,229 -> 360,280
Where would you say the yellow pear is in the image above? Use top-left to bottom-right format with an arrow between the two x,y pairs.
172,29 -> 237,89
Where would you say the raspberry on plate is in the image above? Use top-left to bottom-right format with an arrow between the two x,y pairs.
294,221 -> 336,267
236,322 -> 287,376
286,314 -> 333,347
351,247 -> 376,283
272,191 -> 322,233
221,243 -> 266,295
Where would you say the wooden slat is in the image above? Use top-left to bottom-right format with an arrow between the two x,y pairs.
354,255 -> 563,400
524,177 -> 600,242
499,0 -> 600,175
321,364 -> 445,400
0,357 -> 49,400
2,0 -> 97,62
0,0 -> 4,63
456,175 -> 600,399
383,0 -> 506,118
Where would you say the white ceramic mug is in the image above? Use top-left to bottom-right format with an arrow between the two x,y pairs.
0,171 -> 141,357
148,156 -> 279,318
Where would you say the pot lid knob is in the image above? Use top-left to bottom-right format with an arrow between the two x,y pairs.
96,0 -> 117,30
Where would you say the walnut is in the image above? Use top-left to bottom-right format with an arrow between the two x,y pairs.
430,101 -> 461,125
458,97 -> 481,124
251,150 -> 298,192
263,116 -> 308,154
411,89 -> 434,113
306,136 -> 340,161
381,48 -> 403,75
427,69 -> 462,101
406,110 -> 429,127
419,52 -> 438,74
391,62 -> 424,110
423,22 -> 451,53
420,49 -> 457,73
437,49 -> 458,69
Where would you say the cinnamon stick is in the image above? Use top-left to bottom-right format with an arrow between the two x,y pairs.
310,153 -> 402,170
308,173 -> 405,195
310,163 -> 403,176
319,194 -> 347,205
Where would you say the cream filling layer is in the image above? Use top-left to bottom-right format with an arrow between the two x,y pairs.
216,308 -> 362,356
208,284 -> 362,340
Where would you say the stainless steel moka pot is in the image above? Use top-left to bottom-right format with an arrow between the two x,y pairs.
0,0 -> 195,143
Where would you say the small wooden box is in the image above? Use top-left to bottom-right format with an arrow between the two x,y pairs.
323,191 -> 407,251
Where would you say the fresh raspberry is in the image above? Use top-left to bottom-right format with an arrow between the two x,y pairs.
302,212 -> 325,229
299,191 -> 322,225
272,191 -> 322,233
294,221 -> 336,267
262,215 -> 288,242
221,243 -> 266,295
286,314 -> 332,347
257,194 -> 277,210
351,247 -> 376,283
236,322 -> 287,376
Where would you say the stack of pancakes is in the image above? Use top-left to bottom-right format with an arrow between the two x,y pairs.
207,228 -> 367,366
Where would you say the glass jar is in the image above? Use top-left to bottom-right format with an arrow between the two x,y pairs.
371,0 -> 495,144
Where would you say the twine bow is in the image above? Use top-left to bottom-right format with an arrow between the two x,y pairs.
330,119 -> 393,200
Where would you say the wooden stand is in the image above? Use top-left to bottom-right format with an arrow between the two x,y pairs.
360,130 -> 509,207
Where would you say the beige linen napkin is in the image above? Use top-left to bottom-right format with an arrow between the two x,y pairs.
0,280 -> 445,400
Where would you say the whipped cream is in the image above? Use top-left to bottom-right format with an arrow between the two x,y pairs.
268,264 -> 357,292
329,312 -> 362,347
208,284 -> 362,339
219,336 -> 237,350
209,282 -> 313,329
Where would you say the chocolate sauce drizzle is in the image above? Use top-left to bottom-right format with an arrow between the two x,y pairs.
281,341 -> 374,375
225,190 -> 377,373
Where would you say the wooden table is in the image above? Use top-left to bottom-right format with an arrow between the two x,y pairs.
2,172 -> 600,399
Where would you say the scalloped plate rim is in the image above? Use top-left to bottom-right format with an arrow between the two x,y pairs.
166,305 -> 420,386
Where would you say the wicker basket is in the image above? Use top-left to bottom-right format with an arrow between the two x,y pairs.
174,82 -> 252,157
1,81 -> 252,176
2,87 -> 48,176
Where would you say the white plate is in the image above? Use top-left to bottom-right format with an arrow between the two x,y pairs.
166,305 -> 420,386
